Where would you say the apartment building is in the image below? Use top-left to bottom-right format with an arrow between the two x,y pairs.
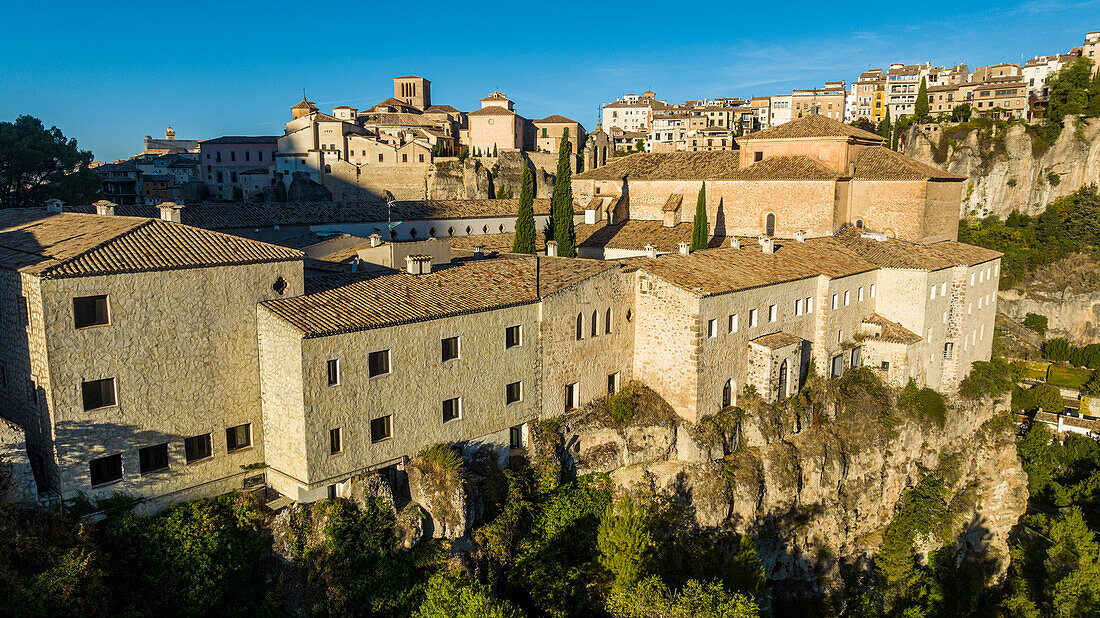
853,69 -> 887,123
1023,55 -> 1073,98
602,91 -> 660,135
791,81 -> 846,121
199,136 -> 279,201
886,64 -> 929,118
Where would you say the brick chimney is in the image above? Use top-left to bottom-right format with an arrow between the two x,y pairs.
644,244 -> 657,259
546,241 -> 559,257
159,202 -> 182,223
678,241 -> 690,256
405,254 -> 432,275
94,200 -> 116,216
44,198 -> 64,213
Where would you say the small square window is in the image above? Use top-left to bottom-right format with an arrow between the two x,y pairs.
368,350 -> 390,377
505,325 -> 522,348
442,336 -> 460,362
370,415 -> 392,443
330,428 -> 342,454
327,359 -> 340,386
708,319 -> 718,338
73,295 -> 110,328
881,361 -> 890,371
506,381 -> 523,404
89,453 -> 122,486
81,378 -> 116,410
184,433 -> 213,463
510,425 -> 524,449
226,423 -> 251,452
443,397 -> 462,422
139,443 -> 169,474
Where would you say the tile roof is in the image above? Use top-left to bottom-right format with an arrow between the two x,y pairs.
738,113 -> 884,142
576,221 -> 730,252
449,232 -> 547,253
373,97 -> 410,108
625,237 -> 876,297
468,106 -> 516,117
832,227 -> 1001,269
261,256 -> 614,337
424,105 -> 461,113
200,136 -> 279,145
535,115 -> 580,124
0,210 -> 302,278
737,156 -> 841,180
661,193 -> 683,212
850,146 -> 966,180
574,150 -> 742,180
862,314 -> 922,344
752,331 -> 803,349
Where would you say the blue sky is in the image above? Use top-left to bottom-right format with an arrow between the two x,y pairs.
1,0 -> 1096,161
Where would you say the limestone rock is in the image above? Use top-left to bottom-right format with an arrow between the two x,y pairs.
394,503 -> 426,550
406,457 -> 471,540
348,473 -> 395,513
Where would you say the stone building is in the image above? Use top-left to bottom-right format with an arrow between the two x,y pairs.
199,136 -> 279,201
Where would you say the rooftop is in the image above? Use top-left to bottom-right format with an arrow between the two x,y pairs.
739,113 -> 884,142
535,114 -> 580,124
832,227 -> 1001,269
752,331 -> 803,349
862,313 -> 922,344
200,136 -> 280,145
574,150 -> 742,181
850,146 -> 966,181
468,106 -> 516,117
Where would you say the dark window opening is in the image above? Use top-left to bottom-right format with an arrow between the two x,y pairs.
443,397 -> 461,422
327,359 -> 339,386
766,213 -> 776,237
226,424 -> 251,452
506,381 -> 522,404
184,433 -> 213,463
74,295 -> 110,328
368,350 -> 390,377
442,336 -> 460,361
89,454 -> 122,486
576,314 -> 584,340
506,325 -> 521,348
722,379 -> 733,408
510,426 -> 523,449
82,378 -> 116,410
273,276 -> 288,295
370,415 -> 392,442
139,443 -> 170,474
330,428 -> 342,454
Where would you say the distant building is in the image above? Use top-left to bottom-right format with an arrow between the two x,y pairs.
853,69 -> 887,123
199,136 -> 279,201
467,92 -> 525,153
791,81 -> 846,121
602,91 -> 660,135
534,115 -> 585,155
95,162 -> 144,205
141,127 -> 200,156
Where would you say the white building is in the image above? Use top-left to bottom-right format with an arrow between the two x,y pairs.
768,95 -> 793,127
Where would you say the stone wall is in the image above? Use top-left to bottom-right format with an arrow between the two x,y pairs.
632,272 -> 702,421
0,418 -> 37,505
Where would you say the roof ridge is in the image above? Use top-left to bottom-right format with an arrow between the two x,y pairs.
37,217 -> 153,277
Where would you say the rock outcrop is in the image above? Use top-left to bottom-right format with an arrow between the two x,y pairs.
999,288 -> 1100,344
902,117 -> 1100,219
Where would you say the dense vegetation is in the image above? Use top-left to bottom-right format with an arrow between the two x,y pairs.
0,114 -> 102,207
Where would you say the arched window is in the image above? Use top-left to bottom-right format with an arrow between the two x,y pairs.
605,308 -> 612,334
576,314 -> 584,340
591,310 -> 598,337
448,227 -> 454,236
778,360 -> 788,400
324,164 -> 332,173
722,379 -> 733,408
765,213 -> 776,237
466,226 -> 472,235
429,227 -> 436,237
855,219 -> 864,229
483,225 -> 489,233
499,224 -> 505,233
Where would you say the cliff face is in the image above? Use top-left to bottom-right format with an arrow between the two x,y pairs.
999,288 -> 1100,344
545,385 -> 1029,609
902,117 -> 1100,218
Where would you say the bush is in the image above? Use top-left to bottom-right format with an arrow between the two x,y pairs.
608,385 -> 637,425
1023,312 -> 1049,335
414,572 -> 524,618
1047,172 -> 1062,186
1031,383 -> 1065,412
597,496 -> 651,588
899,379 -> 948,427
959,357 -> 1017,399
417,443 -> 463,473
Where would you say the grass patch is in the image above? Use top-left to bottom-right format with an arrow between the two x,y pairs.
416,443 -> 463,473
1047,365 -> 1092,390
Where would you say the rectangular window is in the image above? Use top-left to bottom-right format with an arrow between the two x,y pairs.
506,325 -> 522,348
184,433 -> 212,463
608,373 -> 619,394
858,287 -> 864,302
73,295 -> 109,328
881,361 -> 890,371
330,428 -> 342,454
729,314 -> 738,333
443,397 -> 462,422
226,423 -> 251,452
81,378 -> 116,410
564,382 -> 579,410
768,304 -> 777,322
139,443 -> 169,474
930,286 -> 936,299
831,294 -> 838,310
943,342 -> 954,359
378,154 -> 384,162
708,319 -> 718,338
17,295 -> 27,322
402,154 -> 408,163
510,425 -> 524,449
506,380 -> 523,404
940,282 -> 947,296
749,309 -> 758,327
869,285 -> 875,299
844,290 -> 850,306
371,415 -> 392,443
89,453 -> 122,486
442,336 -> 460,362
795,299 -> 803,316
368,350 -> 390,377
327,484 -> 337,500
806,297 -> 814,312
327,359 -> 339,386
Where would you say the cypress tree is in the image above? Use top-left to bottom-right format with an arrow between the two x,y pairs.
690,182 -> 708,251
1087,68 -> 1100,118
551,132 -> 576,257
512,164 -> 536,254
915,77 -> 929,120
878,108 -> 892,143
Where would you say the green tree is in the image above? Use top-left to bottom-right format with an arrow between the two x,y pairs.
597,496 -> 651,589
608,576 -> 760,618
512,164 -> 536,254
1046,508 -> 1100,616
1047,58 -> 1094,127
1088,67 -> 1100,118
915,77 -> 930,120
690,182 -> 708,251
1032,383 -> 1064,412
0,115 -> 97,208
550,131 -> 576,257
877,108 -> 892,143
414,572 -> 525,618
952,102 -> 973,122
1023,312 -> 1049,335
727,535 -> 767,604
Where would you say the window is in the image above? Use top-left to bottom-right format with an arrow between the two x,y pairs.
370,415 -> 392,443
940,282 -> 947,296
327,359 -> 340,386
89,454 -> 122,486
442,336 -> 460,362
831,354 -> 844,377
768,305 -> 777,322
81,378 -> 116,410
795,299 -> 803,316
607,373 -> 619,394
754,151 -> 763,162
328,485 -> 338,500
729,314 -> 739,333
843,291 -> 850,306
506,325 -> 522,348
749,309 -> 758,327
591,310 -> 598,337
722,379 -> 733,408
226,423 -> 251,452
831,294 -> 838,310
765,213 -> 776,236
806,297 -> 814,312
443,397 -> 462,422
869,285 -> 875,299
245,150 -> 250,161
506,381 -> 523,404
402,154 -> 408,163
139,443 -> 169,474
930,286 -> 936,299
605,308 -> 612,334
881,361 -> 890,371
510,426 -> 524,449
330,428 -> 342,454
858,287 -> 864,302
378,154 -> 384,162
564,382 -> 579,410
230,151 -> 236,161
184,433 -> 212,463
419,154 -> 424,163
944,342 -> 954,359
708,319 -> 718,338
576,314 -> 584,340
851,346 -> 861,368
368,350 -> 390,377
73,295 -> 109,328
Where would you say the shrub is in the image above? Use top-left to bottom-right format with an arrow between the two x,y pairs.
1048,172 -> 1062,186
417,443 -> 463,473
608,385 -> 637,425
899,379 -> 948,427
414,572 -> 524,618
597,496 -> 651,588
1007,178 -> 1017,187
959,357 -> 1016,399
1031,383 -> 1065,412
1023,312 -> 1049,335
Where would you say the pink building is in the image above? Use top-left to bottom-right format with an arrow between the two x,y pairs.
199,136 -> 279,201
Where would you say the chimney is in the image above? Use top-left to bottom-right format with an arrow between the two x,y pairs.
546,240 -> 559,257
760,237 -> 775,254
794,230 -> 806,243
678,241 -> 690,256
370,233 -> 382,247
644,244 -> 658,259
473,245 -> 485,259
729,237 -> 740,249
158,201 -> 182,223
94,200 -> 116,216
45,198 -> 64,213
405,254 -> 432,275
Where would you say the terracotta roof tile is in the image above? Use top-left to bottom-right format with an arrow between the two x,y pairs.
661,194 -> 683,212
468,106 -> 515,117
863,313 -> 922,344
752,332 -> 803,349
535,115 -> 580,124
737,156 -> 841,180
850,146 -> 965,180
574,150 -> 742,180
739,113 -> 884,142
576,221 -> 730,252
832,227 -> 1000,269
